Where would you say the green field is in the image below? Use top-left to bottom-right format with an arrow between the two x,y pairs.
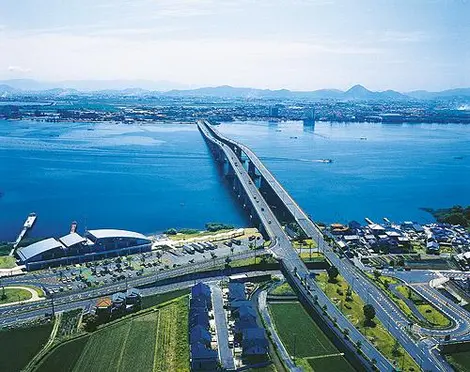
308,354 -> 356,372
0,323 -> 52,372
270,282 -> 295,296
316,273 -> 420,371
141,288 -> 190,309
446,351 -> 470,372
0,287 -> 32,305
269,302 -> 354,372
36,296 -> 189,372
36,336 -> 90,372
0,255 -> 16,269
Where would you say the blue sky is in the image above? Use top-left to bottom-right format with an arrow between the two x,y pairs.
0,0 -> 469,91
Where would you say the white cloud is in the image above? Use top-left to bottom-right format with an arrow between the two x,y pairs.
8,65 -> 31,73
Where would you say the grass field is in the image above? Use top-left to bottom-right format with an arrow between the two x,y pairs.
269,302 -> 354,372
0,255 -> 16,269
270,282 -> 295,296
141,288 -> 190,309
316,273 -> 420,371
446,351 -> 470,372
395,285 -> 451,328
36,296 -> 189,372
0,323 -> 52,372
0,287 -> 33,305
36,336 -> 90,372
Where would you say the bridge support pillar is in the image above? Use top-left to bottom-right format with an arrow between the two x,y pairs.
248,161 -> 256,177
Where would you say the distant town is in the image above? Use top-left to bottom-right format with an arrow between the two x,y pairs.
1,83 -> 470,124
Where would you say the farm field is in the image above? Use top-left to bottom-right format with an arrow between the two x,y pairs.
446,351 -> 470,372
35,296 -> 189,372
269,302 -> 355,372
36,336 -> 90,372
0,323 -> 52,372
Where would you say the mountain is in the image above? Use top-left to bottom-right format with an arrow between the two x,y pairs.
407,88 -> 470,100
0,79 -> 468,101
343,84 -> 408,100
0,79 -> 186,92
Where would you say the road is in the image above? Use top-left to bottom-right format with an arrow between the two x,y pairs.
203,121 -> 460,372
210,284 -> 235,371
199,121 -> 394,371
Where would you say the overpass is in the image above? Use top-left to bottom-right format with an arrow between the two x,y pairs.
198,121 -> 395,372
199,120 -> 460,372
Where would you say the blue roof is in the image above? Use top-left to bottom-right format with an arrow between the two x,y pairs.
190,325 -> 211,345
190,342 -> 218,360
237,304 -> 257,319
190,311 -> 210,329
192,282 -> 211,299
16,238 -> 64,261
229,282 -> 246,302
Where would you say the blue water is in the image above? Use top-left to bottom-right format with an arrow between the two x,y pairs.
218,121 -> 470,225
0,120 -> 247,241
0,119 -> 469,241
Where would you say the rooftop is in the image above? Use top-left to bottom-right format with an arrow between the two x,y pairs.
59,232 -> 86,247
16,238 -> 64,262
86,229 -> 149,241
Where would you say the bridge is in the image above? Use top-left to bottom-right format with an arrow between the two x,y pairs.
198,120 -> 464,372
198,121 -> 395,371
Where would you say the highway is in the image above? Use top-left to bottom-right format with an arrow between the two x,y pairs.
0,249 -> 262,319
202,120 -> 461,372
199,121 -> 394,372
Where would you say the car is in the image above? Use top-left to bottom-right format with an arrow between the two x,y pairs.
268,220 -> 272,224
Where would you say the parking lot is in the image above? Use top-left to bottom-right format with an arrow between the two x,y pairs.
3,233 -> 265,296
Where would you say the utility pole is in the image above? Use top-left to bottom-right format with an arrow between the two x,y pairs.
293,333 -> 297,365
51,294 -> 55,317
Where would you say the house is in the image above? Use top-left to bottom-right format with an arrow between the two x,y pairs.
241,327 -> 269,361
426,241 -> 440,254
192,282 -> 212,310
190,325 -> 212,348
125,288 -> 141,305
190,342 -> 218,371
228,282 -> 246,303
190,307 -> 210,329
95,297 -> 112,315
111,292 -> 126,309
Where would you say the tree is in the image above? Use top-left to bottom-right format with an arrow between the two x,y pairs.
356,340 -> 362,350
327,265 -> 339,282
383,280 -> 390,290
392,339 -> 401,357
373,270 -> 381,281
363,304 -> 376,326
164,228 -> 177,235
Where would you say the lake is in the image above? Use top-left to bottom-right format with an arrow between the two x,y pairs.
0,119 -> 469,241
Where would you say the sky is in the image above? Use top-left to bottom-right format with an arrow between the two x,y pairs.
0,0 -> 469,91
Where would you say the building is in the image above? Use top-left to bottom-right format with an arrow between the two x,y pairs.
241,327 -> 269,361
189,283 -> 218,371
228,282 -> 246,303
15,229 -> 152,270
191,282 -> 212,310
190,343 -> 218,371
268,106 -> 279,118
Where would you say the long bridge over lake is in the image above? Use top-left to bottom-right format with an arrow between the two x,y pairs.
198,119 -> 460,372
197,120 -> 394,371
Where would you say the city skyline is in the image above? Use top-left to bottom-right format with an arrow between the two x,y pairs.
1,0 -> 469,92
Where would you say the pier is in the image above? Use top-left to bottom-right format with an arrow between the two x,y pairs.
11,213 -> 37,255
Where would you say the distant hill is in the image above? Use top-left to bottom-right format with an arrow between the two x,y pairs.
0,79 -> 469,101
